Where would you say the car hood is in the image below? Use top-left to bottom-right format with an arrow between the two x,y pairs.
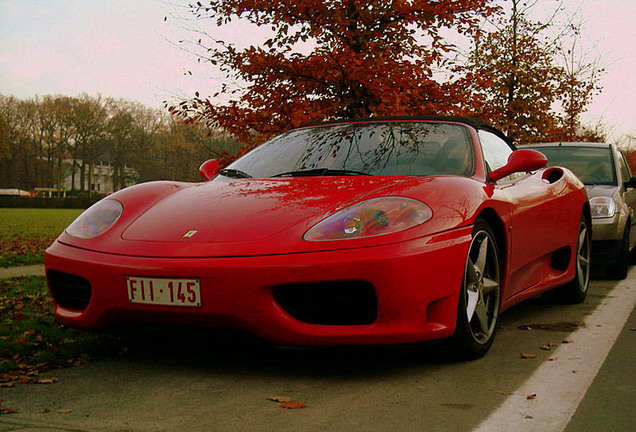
57,175 -> 475,258
121,177 -> 407,243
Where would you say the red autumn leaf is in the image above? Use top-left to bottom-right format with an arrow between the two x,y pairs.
520,353 -> 537,359
57,409 -> 73,414
281,402 -> 305,409
527,394 -> 537,400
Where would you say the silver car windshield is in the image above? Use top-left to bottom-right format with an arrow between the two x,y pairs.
224,122 -> 474,178
530,146 -> 617,186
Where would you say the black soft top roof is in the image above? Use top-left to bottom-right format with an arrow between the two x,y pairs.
298,115 -> 511,144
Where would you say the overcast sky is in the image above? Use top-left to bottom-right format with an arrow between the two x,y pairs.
0,0 -> 634,142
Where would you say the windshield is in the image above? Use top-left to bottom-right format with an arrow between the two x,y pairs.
530,146 -> 616,185
224,122 -> 474,178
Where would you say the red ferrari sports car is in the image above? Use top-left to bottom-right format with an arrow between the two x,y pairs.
45,116 -> 590,359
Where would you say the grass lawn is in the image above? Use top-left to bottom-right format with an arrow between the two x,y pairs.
0,277 -> 122,384
0,208 -> 83,267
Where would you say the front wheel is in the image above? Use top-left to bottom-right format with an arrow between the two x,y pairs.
546,215 -> 591,303
449,219 -> 501,360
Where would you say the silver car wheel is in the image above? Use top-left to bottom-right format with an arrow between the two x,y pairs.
575,221 -> 591,291
464,229 -> 501,345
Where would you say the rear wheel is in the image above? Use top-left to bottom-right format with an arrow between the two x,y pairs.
449,219 -> 501,360
607,227 -> 629,280
546,215 -> 591,303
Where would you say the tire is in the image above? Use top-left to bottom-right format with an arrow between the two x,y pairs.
448,218 -> 501,360
546,215 -> 591,303
607,227 -> 629,280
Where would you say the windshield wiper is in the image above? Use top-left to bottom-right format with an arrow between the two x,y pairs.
272,168 -> 371,177
219,168 -> 252,179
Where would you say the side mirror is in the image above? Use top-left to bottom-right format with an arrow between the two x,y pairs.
199,159 -> 219,181
624,177 -> 636,189
488,149 -> 547,182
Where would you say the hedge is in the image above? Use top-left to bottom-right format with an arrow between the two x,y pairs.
0,196 -> 100,209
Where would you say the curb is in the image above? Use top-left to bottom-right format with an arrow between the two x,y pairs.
0,264 -> 45,279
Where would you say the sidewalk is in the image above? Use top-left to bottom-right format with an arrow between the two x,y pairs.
0,264 -> 45,279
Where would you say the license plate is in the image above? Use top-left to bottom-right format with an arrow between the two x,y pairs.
126,277 -> 201,307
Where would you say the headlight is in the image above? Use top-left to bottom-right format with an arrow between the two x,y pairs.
304,197 -> 432,241
66,200 -> 123,239
589,196 -> 616,218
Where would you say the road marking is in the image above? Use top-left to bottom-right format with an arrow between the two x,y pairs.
473,271 -> 636,432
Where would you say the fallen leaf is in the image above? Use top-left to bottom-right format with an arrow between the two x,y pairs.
525,415 -> 534,419
39,408 -> 50,414
527,394 -> 537,400
521,322 -> 585,331
546,358 -> 557,362
33,378 -> 58,384
280,402 -> 305,409
57,409 -> 73,414
539,345 -> 552,350
0,407 -> 17,415
267,396 -> 291,403
16,376 -> 31,384
0,383 -> 14,388
562,339 -> 573,344
520,353 -> 536,359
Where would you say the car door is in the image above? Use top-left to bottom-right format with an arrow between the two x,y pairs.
617,150 -> 636,248
479,131 -> 562,298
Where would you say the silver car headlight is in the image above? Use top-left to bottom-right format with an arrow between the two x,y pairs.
589,196 -> 616,218
304,197 -> 432,241
66,200 -> 123,238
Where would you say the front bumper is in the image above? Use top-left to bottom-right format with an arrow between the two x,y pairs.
591,215 -> 625,265
591,215 -> 623,241
591,239 -> 623,265
45,227 -> 472,346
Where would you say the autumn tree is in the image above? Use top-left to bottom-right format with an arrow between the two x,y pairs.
37,96 -> 76,190
170,0 -> 497,145
0,96 -> 42,189
460,0 -> 603,144
0,94 -> 244,189
547,15 -> 604,142
68,95 -> 109,195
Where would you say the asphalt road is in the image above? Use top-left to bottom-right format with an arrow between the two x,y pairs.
0,268 -> 634,432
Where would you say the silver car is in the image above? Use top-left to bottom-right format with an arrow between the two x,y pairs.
526,142 -> 636,279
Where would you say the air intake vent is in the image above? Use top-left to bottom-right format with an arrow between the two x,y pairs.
47,270 -> 92,311
273,280 -> 377,325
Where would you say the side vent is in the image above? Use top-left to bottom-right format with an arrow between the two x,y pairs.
542,167 -> 564,184
550,246 -> 571,271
